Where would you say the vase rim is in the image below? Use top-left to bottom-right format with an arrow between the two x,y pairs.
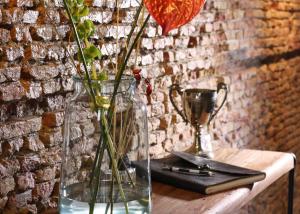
72,74 -> 136,94
72,74 -> 135,84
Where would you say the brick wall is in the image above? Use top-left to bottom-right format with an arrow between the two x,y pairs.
0,0 -> 300,213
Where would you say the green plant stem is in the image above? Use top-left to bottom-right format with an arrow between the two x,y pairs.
62,0 -> 96,104
89,13 -> 151,190
102,115 -> 129,214
108,14 -> 151,119
89,130 -> 105,214
118,2 -> 144,69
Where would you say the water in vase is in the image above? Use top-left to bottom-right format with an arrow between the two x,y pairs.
60,182 -> 150,214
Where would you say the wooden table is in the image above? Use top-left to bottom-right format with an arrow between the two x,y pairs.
152,148 -> 296,214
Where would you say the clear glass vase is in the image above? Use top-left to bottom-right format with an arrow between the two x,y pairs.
59,75 -> 151,214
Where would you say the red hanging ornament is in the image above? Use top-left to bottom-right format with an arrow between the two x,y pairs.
146,83 -> 152,96
132,67 -> 142,82
144,0 -> 206,35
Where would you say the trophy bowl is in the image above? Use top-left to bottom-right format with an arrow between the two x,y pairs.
169,82 -> 227,158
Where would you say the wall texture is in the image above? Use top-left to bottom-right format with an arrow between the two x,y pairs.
0,0 -> 300,213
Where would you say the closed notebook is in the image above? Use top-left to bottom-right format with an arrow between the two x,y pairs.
134,156 -> 266,195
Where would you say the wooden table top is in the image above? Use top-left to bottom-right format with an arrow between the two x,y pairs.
152,148 -> 295,214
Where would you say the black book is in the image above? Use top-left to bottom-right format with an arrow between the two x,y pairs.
134,155 -> 266,195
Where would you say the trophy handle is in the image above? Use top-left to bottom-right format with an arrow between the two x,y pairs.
169,84 -> 188,123
208,82 -> 228,125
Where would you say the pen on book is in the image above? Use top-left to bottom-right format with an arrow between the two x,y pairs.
162,166 -> 214,176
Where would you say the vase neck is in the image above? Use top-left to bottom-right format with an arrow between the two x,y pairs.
73,75 -> 136,97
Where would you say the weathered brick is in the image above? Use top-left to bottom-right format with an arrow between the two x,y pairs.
39,127 -> 63,147
0,81 -> 25,102
11,25 -> 32,42
25,43 -> 47,60
23,134 -> 44,152
38,8 -> 60,24
0,176 -> 15,197
0,28 -> 10,43
40,147 -> 61,167
18,154 -> 40,172
2,45 -> 24,61
35,167 -> 56,182
1,8 -> 23,24
0,196 -> 8,209
22,80 -> 43,99
16,172 -> 35,191
2,137 -> 24,156
9,0 -> 34,7
7,189 -> 32,208
0,117 -> 42,140
42,111 -> 64,128
0,66 -> 21,83
19,204 -> 37,214
44,95 -> 65,111
30,26 -> 53,41
22,64 -> 60,81
0,159 -> 20,179
42,78 -> 61,94
23,10 -> 39,24
32,181 -> 55,200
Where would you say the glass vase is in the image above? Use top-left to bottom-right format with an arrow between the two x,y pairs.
59,75 -> 151,214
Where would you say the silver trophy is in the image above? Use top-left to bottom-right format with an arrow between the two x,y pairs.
169,82 -> 227,158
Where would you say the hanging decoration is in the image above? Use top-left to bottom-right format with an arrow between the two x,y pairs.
144,0 -> 206,35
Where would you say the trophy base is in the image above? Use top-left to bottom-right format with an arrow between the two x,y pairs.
196,151 -> 214,159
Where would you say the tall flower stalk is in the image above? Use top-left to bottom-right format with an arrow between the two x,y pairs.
62,0 -> 150,213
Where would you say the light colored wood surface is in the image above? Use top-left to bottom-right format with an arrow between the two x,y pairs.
152,148 -> 295,214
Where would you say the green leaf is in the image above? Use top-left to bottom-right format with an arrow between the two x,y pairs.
77,20 -> 95,39
76,0 -> 84,5
84,45 -> 101,59
78,6 -> 89,17
98,72 -> 108,81
77,23 -> 86,39
84,20 -> 95,36
95,96 -> 110,109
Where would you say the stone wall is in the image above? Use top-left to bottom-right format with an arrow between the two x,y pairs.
0,0 -> 300,213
